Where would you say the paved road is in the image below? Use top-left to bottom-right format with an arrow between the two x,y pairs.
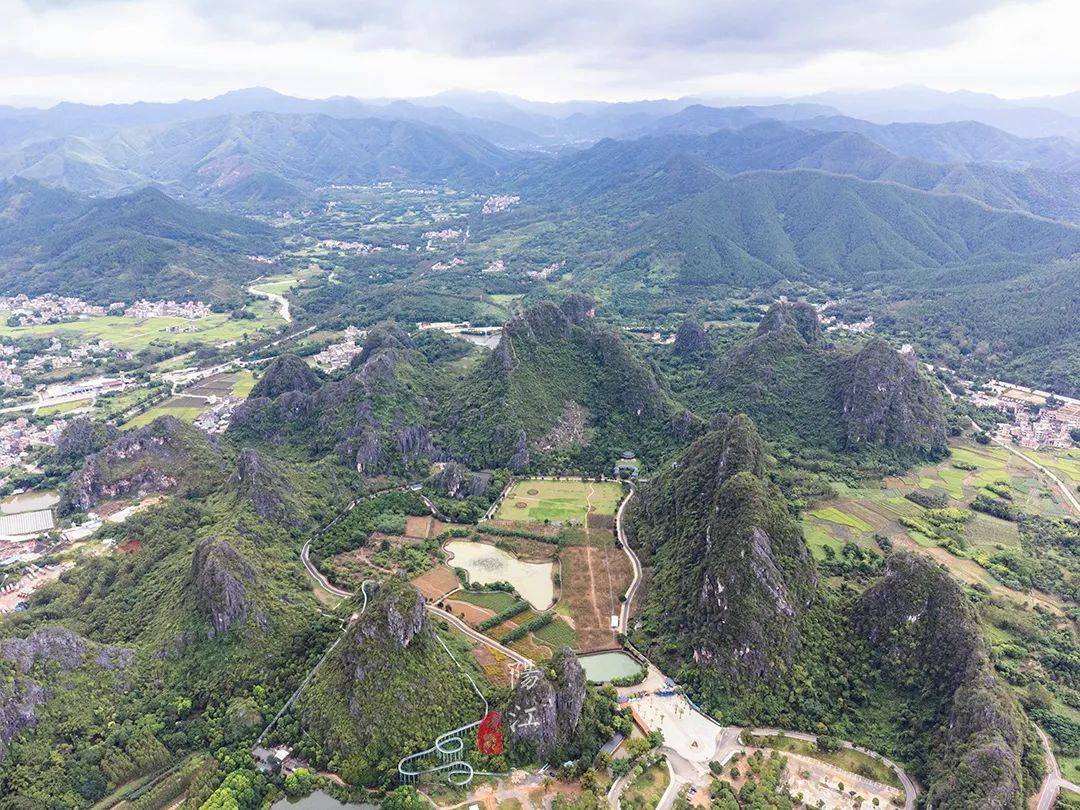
991,435 -> 1080,516
247,283 -> 292,323
615,485 -> 640,634
1035,724 -> 1080,810
752,728 -> 916,809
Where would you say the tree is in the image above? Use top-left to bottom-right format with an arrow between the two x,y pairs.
381,786 -> 427,810
283,768 -> 313,797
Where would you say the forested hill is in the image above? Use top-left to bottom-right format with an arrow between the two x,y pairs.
3,112 -> 519,202
444,295 -> 699,473
521,121 -> 1080,223
0,178 -> 279,303
710,301 -> 948,466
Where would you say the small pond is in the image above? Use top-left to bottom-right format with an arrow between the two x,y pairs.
444,540 -> 554,610
271,790 -> 376,810
1,491 -> 60,514
578,651 -> 644,683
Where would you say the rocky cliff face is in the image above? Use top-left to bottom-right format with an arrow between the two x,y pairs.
0,628 -> 131,761
190,537 -> 256,637
857,554 -> 1029,808
228,447 -> 304,527
432,462 -> 492,499
248,353 -> 321,400
628,414 -> 816,682
61,416 -> 223,513
505,648 -> 586,761
53,417 -> 117,465
839,339 -> 948,457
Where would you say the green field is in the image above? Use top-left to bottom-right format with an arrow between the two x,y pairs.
532,616 -> 577,649
451,590 -> 520,612
248,274 -> 296,296
0,302 -> 282,351
495,479 -> 624,524
750,734 -> 902,790
37,398 -> 92,416
124,396 -> 207,428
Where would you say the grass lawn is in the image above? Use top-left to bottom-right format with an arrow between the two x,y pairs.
622,759 -> 669,810
750,734 -> 902,790
496,479 -> 623,524
0,304 -> 282,351
451,590 -> 520,612
37,398 -> 92,415
124,395 -> 207,428
1061,756 -> 1080,785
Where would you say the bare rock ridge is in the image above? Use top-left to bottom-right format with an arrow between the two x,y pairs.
505,648 -> 586,761
60,415 -> 223,513
228,447 -> 303,527
0,628 -> 132,762
627,413 -> 816,682
190,537 -> 256,637
856,553 -> 1031,808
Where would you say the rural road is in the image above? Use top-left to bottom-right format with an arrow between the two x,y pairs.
1034,724 -> 1080,810
247,283 -> 292,323
990,434 -> 1080,516
615,485 -> 640,633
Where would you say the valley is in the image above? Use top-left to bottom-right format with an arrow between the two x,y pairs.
1,79 -> 1080,810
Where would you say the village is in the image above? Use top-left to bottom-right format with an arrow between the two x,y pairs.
970,380 -> 1080,450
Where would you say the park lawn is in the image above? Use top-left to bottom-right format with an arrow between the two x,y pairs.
496,479 -> 623,524
532,616 -> 577,649
750,734 -> 902,790
451,590 -> 520,612
37,398 -> 92,415
124,396 -> 207,428
623,759 -> 669,810
0,306 -> 282,351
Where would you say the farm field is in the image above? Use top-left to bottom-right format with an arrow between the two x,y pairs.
37,398 -> 92,416
124,395 -> 207,428
0,302 -> 282,351
802,438 -> 1070,611
450,590 -> 520,612
560,542 -> 632,651
495,478 -> 623,524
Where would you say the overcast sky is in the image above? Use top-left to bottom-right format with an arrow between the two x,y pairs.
1,0 -> 1077,106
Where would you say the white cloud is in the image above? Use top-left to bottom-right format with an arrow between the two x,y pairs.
0,0 -> 1074,105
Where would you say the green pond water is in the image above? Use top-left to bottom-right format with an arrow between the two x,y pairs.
578,651 -> 643,683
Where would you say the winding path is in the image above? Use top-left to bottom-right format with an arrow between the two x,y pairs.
1034,724 -> 1080,810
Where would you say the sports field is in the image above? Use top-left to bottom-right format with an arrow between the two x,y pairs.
495,479 -> 623,524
